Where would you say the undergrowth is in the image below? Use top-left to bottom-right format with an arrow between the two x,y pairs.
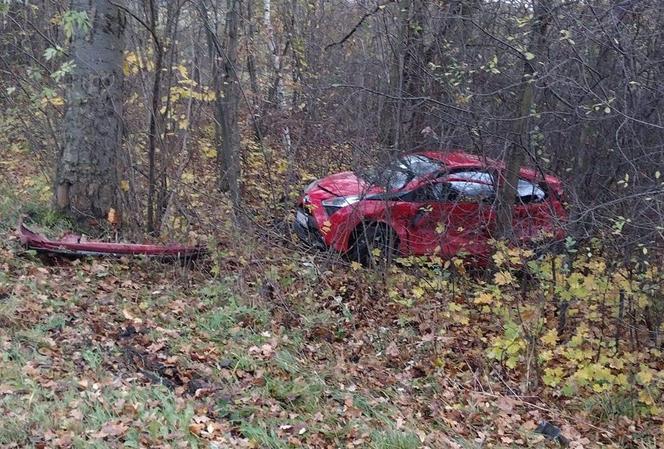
0,135 -> 662,449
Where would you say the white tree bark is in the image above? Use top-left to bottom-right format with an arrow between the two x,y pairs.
263,0 -> 285,109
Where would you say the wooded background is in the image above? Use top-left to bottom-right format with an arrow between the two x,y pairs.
0,0 -> 661,253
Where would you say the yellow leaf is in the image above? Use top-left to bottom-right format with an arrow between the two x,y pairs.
276,159 -> 288,174
592,383 -> 609,393
474,292 -> 494,305
541,328 -> 558,346
351,261 -> 362,271
543,366 -> 564,386
539,349 -> 553,362
637,295 -> 650,308
202,90 -> 217,102
201,143 -> 217,158
639,390 -> 654,406
172,216 -> 184,231
494,271 -> 514,286
615,373 -> 629,386
636,365 -> 654,385
575,365 -> 593,382
176,64 -> 189,78
107,208 -> 119,226
41,95 -> 64,107
49,96 -> 64,106
120,180 -> 130,192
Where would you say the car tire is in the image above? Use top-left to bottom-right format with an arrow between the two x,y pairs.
350,223 -> 398,267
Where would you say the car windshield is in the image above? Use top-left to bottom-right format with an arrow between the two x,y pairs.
369,155 -> 442,191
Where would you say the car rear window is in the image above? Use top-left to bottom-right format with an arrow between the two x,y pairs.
517,179 -> 546,203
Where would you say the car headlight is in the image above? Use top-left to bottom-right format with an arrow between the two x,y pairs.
321,195 -> 360,215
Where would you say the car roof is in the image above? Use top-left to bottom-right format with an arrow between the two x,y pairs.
413,150 -> 544,181
415,150 -> 497,168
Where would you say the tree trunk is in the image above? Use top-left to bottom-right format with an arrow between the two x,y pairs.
56,0 -> 125,222
379,0 -> 426,152
207,0 -> 242,212
494,0 -> 551,239
246,0 -> 259,97
146,0 -> 163,235
264,0 -> 285,109
245,0 -> 263,139
222,0 -> 241,211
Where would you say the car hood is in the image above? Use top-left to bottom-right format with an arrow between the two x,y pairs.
308,171 -> 383,197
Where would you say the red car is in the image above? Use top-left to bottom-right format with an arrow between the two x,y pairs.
295,151 -> 567,265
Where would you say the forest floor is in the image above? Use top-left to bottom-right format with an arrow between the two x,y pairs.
0,138 -> 661,449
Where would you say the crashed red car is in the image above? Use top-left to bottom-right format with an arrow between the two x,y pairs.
294,151 -> 567,265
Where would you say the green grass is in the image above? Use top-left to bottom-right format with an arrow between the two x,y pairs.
240,422 -> 288,449
264,374 -> 324,413
371,430 -> 421,449
0,294 -> 21,328
0,181 -> 73,233
82,346 -> 104,371
582,391 -> 640,422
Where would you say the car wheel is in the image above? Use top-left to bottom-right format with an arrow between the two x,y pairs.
351,223 -> 398,267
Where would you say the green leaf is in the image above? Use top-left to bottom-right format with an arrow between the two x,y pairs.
62,10 -> 90,39
44,47 -> 59,61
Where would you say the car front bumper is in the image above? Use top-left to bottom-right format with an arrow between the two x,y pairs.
294,208 -> 326,249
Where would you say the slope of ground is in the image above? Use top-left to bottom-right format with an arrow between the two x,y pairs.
0,141 -> 661,449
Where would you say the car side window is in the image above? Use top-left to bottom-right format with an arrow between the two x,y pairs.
517,179 -> 546,203
412,183 -> 443,202
448,180 -> 495,203
404,182 -> 457,202
445,170 -> 495,185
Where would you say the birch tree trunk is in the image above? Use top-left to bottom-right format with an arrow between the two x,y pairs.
55,0 -> 125,222
246,0 -> 259,97
263,0 -> 285,109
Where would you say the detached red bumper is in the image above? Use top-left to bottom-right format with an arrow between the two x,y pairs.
18,223 -> 205,259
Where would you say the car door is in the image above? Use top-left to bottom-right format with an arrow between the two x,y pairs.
398,181 -> 451,255
439,179 -> 496,258
512,178 -> 551,241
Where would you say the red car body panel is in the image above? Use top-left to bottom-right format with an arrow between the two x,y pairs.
295,151 -> 567,259
18,222 -> 205,259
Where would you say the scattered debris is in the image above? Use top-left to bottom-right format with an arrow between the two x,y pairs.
536,420 -> 570,447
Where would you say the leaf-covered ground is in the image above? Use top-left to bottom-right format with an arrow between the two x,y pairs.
0,141 -> 662,449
